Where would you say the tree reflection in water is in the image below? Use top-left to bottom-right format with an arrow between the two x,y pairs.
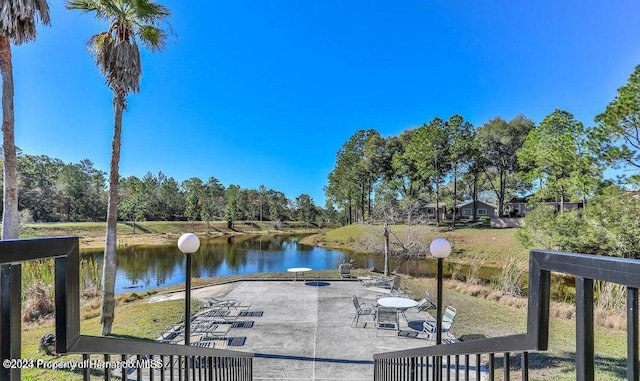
82,235 -> 356,294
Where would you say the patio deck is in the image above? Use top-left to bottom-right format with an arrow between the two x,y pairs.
155,280 -> 476,380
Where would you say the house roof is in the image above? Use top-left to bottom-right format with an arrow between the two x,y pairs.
457,200 -> 497,209
422,200 -> 497,208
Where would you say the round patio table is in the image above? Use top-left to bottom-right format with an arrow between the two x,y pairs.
287,267 -> 312,282
378,297 -> 419,322
377,297 -> 419,309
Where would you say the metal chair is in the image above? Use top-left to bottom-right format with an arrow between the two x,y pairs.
369,275 -> 406,296
351,295 -> 375,328
339,263 -> 353,278
422,305 -> 457,343
412,289 -> 436,312
375,306 -> 399,336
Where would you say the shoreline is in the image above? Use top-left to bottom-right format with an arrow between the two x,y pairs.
18,220 -> 326,250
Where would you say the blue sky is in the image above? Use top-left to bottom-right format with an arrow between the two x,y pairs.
13,0 -> 640,205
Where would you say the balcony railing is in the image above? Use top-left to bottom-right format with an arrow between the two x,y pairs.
0,237 -> 253,380
373,249 -> 640,381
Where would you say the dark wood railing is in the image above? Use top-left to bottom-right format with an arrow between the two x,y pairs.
373,249 -> 640,381
0,237 -> 253,380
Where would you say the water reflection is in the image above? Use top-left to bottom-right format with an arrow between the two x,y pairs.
83,235 -> 353,294
82,235 -> 506,295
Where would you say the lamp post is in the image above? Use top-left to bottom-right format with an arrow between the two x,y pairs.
430,237 -> 451,344
178,233 -> 200,346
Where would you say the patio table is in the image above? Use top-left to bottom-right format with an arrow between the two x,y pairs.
377,297 -> 419,322
287,267 -> 312,282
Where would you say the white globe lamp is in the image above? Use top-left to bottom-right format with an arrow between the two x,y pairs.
430,237 -> 452,259
177,232 -> 200,350
178,233 -> 200,254
430,237 -> 452,359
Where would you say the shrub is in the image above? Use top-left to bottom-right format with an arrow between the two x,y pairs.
517,186 -> 640,258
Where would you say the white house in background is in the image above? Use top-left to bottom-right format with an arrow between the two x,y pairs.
458,200 -> 498,218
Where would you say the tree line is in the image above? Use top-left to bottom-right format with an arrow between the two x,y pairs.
0,153 -> 328,227
326,65 -> 640,233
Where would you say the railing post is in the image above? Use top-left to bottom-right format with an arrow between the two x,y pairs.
629,287 -> 639,381
504,352 -> 510,380
410,357 -> 417,381
488,353 -> 494,381
0,264 -> 21,381
576,277 -> 594,381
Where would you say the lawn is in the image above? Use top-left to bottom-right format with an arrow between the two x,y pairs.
19,220 -> 324,250
20,297 -> 199,381
303,223 -> 530,265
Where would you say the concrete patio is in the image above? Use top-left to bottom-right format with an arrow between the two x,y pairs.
152,279 -> 477,380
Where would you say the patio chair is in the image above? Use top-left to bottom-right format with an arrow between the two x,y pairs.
358,275 -> 390,287
339,263 -> 353,279
412,289 -> 436,312
375,306 -> 399,336
351,295 -> 375,328
369,276 -> 405,296
200,298 -> 240,309
422,306 -> 457,343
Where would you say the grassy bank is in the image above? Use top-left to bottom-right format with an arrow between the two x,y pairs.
301,223 -> 530,266
21,296 -> 200,381
19,220 -> 323,250
400,276 -> 625,381
302,224 -> 626,379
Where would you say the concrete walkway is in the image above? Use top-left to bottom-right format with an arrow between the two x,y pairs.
155,280 -> 478,380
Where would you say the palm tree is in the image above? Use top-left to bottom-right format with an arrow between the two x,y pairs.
67,0 -> 171,335
1,1 -> 51,239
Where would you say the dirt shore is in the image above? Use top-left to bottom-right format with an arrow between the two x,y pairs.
79,234 -> 176,250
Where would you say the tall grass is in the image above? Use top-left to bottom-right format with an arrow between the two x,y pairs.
21,260 -> 55,292
595,281 -> 626,310
21,257 -> 102,297
20,257 -> 102,321
465,255 -> 485,285
490,257 -> 526,297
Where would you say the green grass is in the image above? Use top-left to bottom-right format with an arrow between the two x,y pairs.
21,220 -> 322,237
303,223 -> 530,266
21,298 -> 201,381
401,275 -> 626,380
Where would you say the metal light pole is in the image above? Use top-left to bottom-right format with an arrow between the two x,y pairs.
178,233 -> 201,346
430,237 -> 452,380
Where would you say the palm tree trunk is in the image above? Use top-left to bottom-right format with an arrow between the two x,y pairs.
101,94 -> 124,336
0,36 -> 22,379
0,36 -> 19,240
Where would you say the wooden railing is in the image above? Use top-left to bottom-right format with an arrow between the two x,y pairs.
373,249 -> 640,381
0,237 -> 253,380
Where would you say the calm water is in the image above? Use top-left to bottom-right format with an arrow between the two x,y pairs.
83,235 -> 370,294
82,234 -> 506,294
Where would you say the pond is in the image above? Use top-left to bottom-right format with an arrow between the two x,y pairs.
82,234 -> 504,294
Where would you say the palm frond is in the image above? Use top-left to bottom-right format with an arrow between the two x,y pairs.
88,31 -> 141,95
36,0 -> 51,25
99,0 -> 127,21
131,0 -> 170,23
66,0 -> 99,12
137,25 -> 166,52
0,0 -> 51,44
87,31 -> 113,72
70,0 -> 170,96
66,0 -> 111,21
